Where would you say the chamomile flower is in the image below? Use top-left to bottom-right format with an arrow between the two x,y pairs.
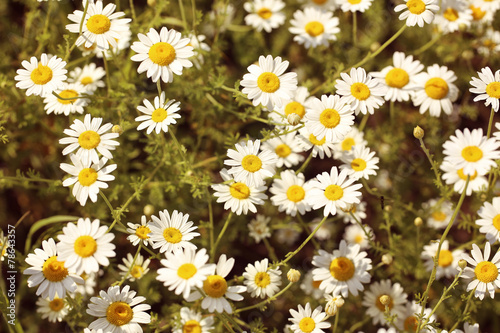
461,242 -> 500,299
148,209 -> 199,254
271,86 -> 313,120
157,248 -> 216,299
311,218 -> 332,241
421,240 -> 464,279
172,307 -> 215,333
340,145 -> 379,180
339,0 -> 373,12
302,0 -> 337,11
441,161 -> 489,196
241,55 -> 298,111
118,253 -> 151,282
289,303 -> 331,333
397,301 -> 436,332
476,197 -> 500,244
434,0 -> 473,33
243,0 -> 286,33
270,170 -> 312,216
335,67 -> 386,115
262,132 -> 305,168
469,4 -> 494,25
423,198 -> 454,229
473,0 -> 500,11
308,166 -> 363,217
248,214 -> 272,243
332,127 -> 367,159
478,28 -> 500,56
130,27 -> 194,83
337,201 -> 367,224
43,82 -> 90,116
68,63 -> 106,92
36,296 -> 70,322
135,92 -> 181,134
87,285 -> 151,333
343,224 -> 373,250
15,53 -> 67,97
361,279 -> 407,326
127,216 -> 152,246
75,271 -> 97,297
276,224 -> 301,246
188,34 -> 211,69
289,7 -> 340,49
60,154 -> 117,206
394,0 -> 439,27
243,258 -> 282,298
82,28 -> 132,59
24,238 -> 84,300
412,64 -> 459,117
300,270 -> 325,300
298,127 -> 337,159
470,67 -> 500,112
312,240 -> 372,297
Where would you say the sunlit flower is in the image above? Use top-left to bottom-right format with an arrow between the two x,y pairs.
338,0 -> 373,12
148,209 -> 199,254
289,7 -> 340,49
340,145 -> 379,180
135,92 -> 181,134
118,253 -> 151,282
461,242 -> 500,300
434,0 -> 473,33
243,258 -> 282,298
243,0 -> 286,33
270,86 -> 314,123
361,279 -> 407,326
36,296 -> 70,323
288,303 -> 331,333
270,170 -> 312,216
394,0 -> 439,27
43,82 -> 90,116
421,240 -> 464,279
470,67 -> 500,112
396,301 -> 435,332
248,214 -> 272,243
297,126 -> 337,159
423,198 -> 454,229
15,53 -> 67,97
68,63 -> 106,92
332,126 -> 367,159
476,197 -> 500,244
262,132 -> 305,168
172,307 -> 215,333
343,224 -> 373,250
441,161 -> 488,196
127,216 -> 152,246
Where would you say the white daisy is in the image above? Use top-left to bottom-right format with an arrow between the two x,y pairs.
148,209 -> 199,254
262,132 -> 305,168
476,197 -> 500,244
423,198 -> 454,229
396,301 -> 436,332
36,296 -> 70,322
461,242 -> 500,300
299,270 -> 325,300
339,0 -> 373,12
243,258 -> 282,298
248,214 -> 272,243
135,92 -> 181,134
297,126 -> 337,159
289,7 -> 340,49
469,3 -> 494,25
302,0 -> 337,11
310,218 -> 332,241
434,0 -> 473,33
126,216 -> 152,246
394,0 -> 439,27
289,303 -> 331,333
470,67 -> 500,112
172,307 -> 215,333
332,126 -> 367,159
270,170 -> 312,216
43,82 -> 90,116
74,271 -> 97,297
68,63 -> 106,92
478,28 -> 500,56
337,201 -> 367,224
473,0 -> 500,11
270,86 -> 314,123
361,279 -> 407,326
340,145 -> 379,180
441,161 -> 489,196
15,53 -> 67,97
243,0 -> 286,33
276,224 -> 301,246
82,28 -> 132,59
188,33 -> 211,70
118,253 -> 151,282
421,240 -> 464,279
130,27 -> 194,83
343,224 -> 373,250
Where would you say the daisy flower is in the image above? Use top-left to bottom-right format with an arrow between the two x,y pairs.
397,301 -> 435,332
289,7 -> 340,49
469,4 -> 494,25
82,28 -> 132,59
135,92 -> 181,134
423,198 -> 454,229
339,0 -> 373,12
434,0 -> 473,34
243,0 -> 286,33
441,161 -> 488,196
270,86 -> 314,123
270,170 -> 312,216
248,214 -> 272,243
118,253 -> 151,282
361,279 -> 407,326
335,67 -> 386,115
473,0 -> 500,11
126,216 -> 152,246
311,218 -> 332,241
340,145 -> 379,180
15,53 -> 67,97
332,126 -> 367,159
68,63 -> 106,92
478,28 -> 500,56
289,303 -> 331,333
343,224 -> 373,250
130,27 -> 194,83
308,166 -> 363,217
43,82 -> 90,116
476,197 -> 500,244
243,258 -> 282,298
148,209 -> 200,254
24,238 -> 84,300
276,224 -> 301,246
461,242 -> 500,299
302,0 -> 337,11
262,132 -> 305,168
470,67 -> 500,112
241,55 -> 298,111
394,0 -> 439,27
60,154 -> 117,206
188,33 -> 211,69
421,240 -> 464,279
412,64 -> 459,117
75,271 -> 97,297
59,113 -> 120,166
298,126 -> 337,159
87,285 -> 151,333
441,322 -> 480,333
312,240 -> 372,297
172,307 -> 215,333
36,296 -> 70,322
300,270 -> 325,300
66,0 -> 131,51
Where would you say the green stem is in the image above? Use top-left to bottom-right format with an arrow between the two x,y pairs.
297,214 -> 320,249
178,0 -> 188,31
64,0 -> 90,62
102,52 -> 111,96
333,308 -> 340,333
390,101 -> 395,126
358,113 -> 369,132
296,151 -> 314,175
486,107 -> 495,138
211,212 -> 233,258
99,192 -> 114,216
115,244 -> 142,286
262,238 -> 278,263
216,313 -> 236,333
234,282 -> 293,313
157,80 -> 162,97
191,0 -> 197,32
418,137 -> 444,189
169,129 -> 191,168
129,0 -> 137,22
414,34 -> 442,56
51,91 -> 80,101
349,211 -> 377,250
448,289 -> 475,332
222,312 -> 244,333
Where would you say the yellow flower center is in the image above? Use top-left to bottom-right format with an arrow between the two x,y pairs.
285,101 -> 306,118
86,14 -> 111,34
404,316 -> 418,332
443,7 -> 459,21
257,8 -> 272,19
424,77 -> 449,99
286,185 -> 305,203
351,158 -> 367,172
74,235 -> 98,258
275,144 -> 291,157
149,42 -> 176,66
254,271 -> 271,288
78,168 -> 98,187
49,298 -> 65,312
177,263 -> 197,279
406,0 -> 426,14
80,76 -> 94,85
486,82 -> 500,99
438,249 -> 453,267
329,257 -> 355,281
305,21 -> 324,37
241,154 -> 262,172
470,5 -> 487,20
31,64 -> 53,85
299,317 -> 316,333
309,134 -> 326,145
42,256 -> 69,282
354,234 -> 363,243
151,107 -> 168,123
431,211 -> 446,222
57,89 -> 79,105
229,182 -> 251,200
375,295 -> 393,312
106,302 -> 133,327
135,225 -> 151,240
350,82 -> 371,101
348,0 -> 362,4
78,130 -> 101,150
385,68 -> 410,88
320,108 -> 341,128
313,0 -> 327,4
257,72 -> 280,93
461,146 -> 483,162
493,214 -> 500,231
457,168 -> 477,180
324,184 -> 344,201
203,274 -> 228,298
474,261 -> 499,283
163,227 -> 182,244
183,320 -> 202,333
341,137 -> 355,151
131,265 -> 144,279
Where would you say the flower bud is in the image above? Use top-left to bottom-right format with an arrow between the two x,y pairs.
287,269 -> 301,283
458,259 -> 467,270
287,113 -> 301,126
112,125 -> 123,135
147,0 -> 156,6
413,126 -> 424,139
381,253 -> 393,265
143,204 -> 155,216
325,296 -> 343,316
414,217 -> 423,227
384,205 -> 392,212
379,295 -> 391,306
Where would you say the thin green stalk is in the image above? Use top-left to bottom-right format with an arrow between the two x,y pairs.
169,129 -> 191,168
352,12 -> 357,46
448,289 -> 475,332
102,52 -> 111,96
418,136 -> 444,189
486,107 -> 495,138
34,0 -> 53,55
64,0 -> 90,62
222,312 -> 245,333
99,192 -> 114,216
216,313 -> 236,333
157,80 -> 162,96
349,211 -> 377,250
333,308 -> 340,333
204,188 -> 215,254
178,0 -> 188,31
234,282 -> 293,313
414,34 -> 442,56
296,151 -> 314,175
129,0 -> 137,22
191,0 -> 197,32
211,212 -> 233,258
297,214 -> 320,249
358,113 -> 369,132
262,238 -> 278,262
115,244 -> 142,286
51,91 -> 81,101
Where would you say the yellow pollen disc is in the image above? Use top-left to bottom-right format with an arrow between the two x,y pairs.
257,72 -> 280,93
385,68 -> 410,88
286,185 -> 305,203
135,225 -> 151,240
375,295 -> 393,312
80,76 -> 93,85
177,263 -> 197,279
42,256 -> 69,282
78,168 -> 98,187
257,7 -> 272,19
341,137 -> 355,151
351,158 -> 367,172
461,146 -> 483,162
305,21 -> 325,37
275,144 -> 292,158
443,7 -> 459,21
309,133 -> 326,145
312,280 -> 322,288
348,0 -> 362,4
78,130 -> 101,150
354,234 -> 363,244
149,42 -> 176,66
313,0 -> 327,4
131,265 -> 144,279
493,214 -> 500,231
486,82 -> 500,99
151,107 -> 168,123
49,298 -> 65,312
457,168 -> 477,180
406,0 -> 426,14
329,257 -> 355,281
254,271 -> 271,288
30,64 -> 53,85
324,184 -> 344,201
74,235 -> 98,258
106,301 -> 133,327
241,154 -> 263,172
470,5 -> 487,20
229,182 -> 251,200
474,261 -> 499,283
438,249 -> 453,267
57,89 -> 79,105
86,14 -> 111,34
404,316 -> 418,332
424,77 -> 449,99
203,274 -> 228,298
350,82 -> 371,101
431,211 -> 446,222
320,109 -> 341,128
285,101 -> 306,118
183,320 -> 202,333
163,227 -> 183,244
299,317 -> 316,333
483,39 -> 496,49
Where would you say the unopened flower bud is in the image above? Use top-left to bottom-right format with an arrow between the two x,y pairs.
413,126 -> 424,139
112,125 -> 123,135
325,296 -> 343,316
287,113 -> 301,126
414,217 -> 423,227
379,295 -> 391,306
143,204 -> 155,216
370,42 -> 381,52
287,269 -> 301,283
334,297 -> 345,308
147,0 -> 156,6
384,205 -> 392,212
381,253 -> 393,265
458,259 -> 467,270
462,50 -> 474,60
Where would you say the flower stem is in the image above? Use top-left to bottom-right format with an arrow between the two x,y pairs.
263,238 -> 278,263
358,113 -> 369,132
129,0 -> 137,23
234,282 -> 293,313
211,212 -> 233,258
418,136 -> 444,189
333,308 -> 340,333
486,107 -> 495,138
115,243 -> 142,286
296,151 -> 314,175
102,52 -> 112,96
297,214 -> 320,249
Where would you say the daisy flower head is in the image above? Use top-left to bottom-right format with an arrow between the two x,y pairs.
476,197 -> 500,244
188,34 -> 211,69
469,3 -> 494,25
87,285 -> 151,333
262,132 -> 305,168
335,67 -> 386,115
172,307 -> 215,333
43,82 -> 90,116
135,92 -> 181,134
289,303 -> 331,333
361,279 -> 407,326
127,216 -> 152,246
68,63 -> 106,92
434,0 -> 473,33
270,170 -> 312,216
241,55 -> 298,111
24,238 -> 84,300
248,214 -> 272,243
473,0 -> 500,11
82,28 -> 132,59
59,113 -> 120,166
478,28 -> 500,56
370,52 -> 424,102
423,198 -> 454,229
308,166 -> 363,217
441,161 -> 488,196
118,253 -> 151,282
340,145 -> 379,180
289,7 -> 340,49
75,271 -> 97,297
343,223 -> 373,250
470,67 -> 500,112
243,0 -> 286,33
243,258 -> 282,298
421,240 -> 464,279
270,86 -> 314,124
333,126 -> 367,159
302,0 -> 338,11
60,154 -> 117,206
130,27 -> 194,83
412,64 -> 459,117
312,240 -> 372,297
461,242 -> 500,299
300,270 -> 325,299
397,301 -> 436,332
15,53 -> 67,97
276,224 -> 301,246
339,0 -> 373,12
148,209 -> 199,254
394,0 -> 439,27
298,126 -> 337,159
36,296 -> 70,323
